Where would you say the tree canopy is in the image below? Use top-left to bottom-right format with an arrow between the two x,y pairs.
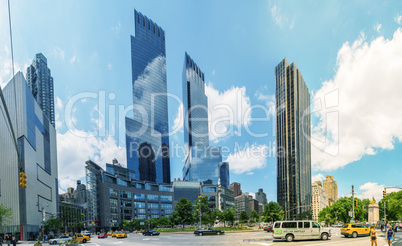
262,202 -> 284,223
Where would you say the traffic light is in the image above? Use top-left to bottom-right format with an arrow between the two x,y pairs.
329,201 -> 332,206
196,209 -> 199,212
354,200 -> 358,207
19,172 -> 27,188
383,190 -> 387,198
198,196 -> 202,199
362,206 -> 365,211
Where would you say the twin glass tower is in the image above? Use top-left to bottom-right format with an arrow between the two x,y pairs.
125,10 -> 229,187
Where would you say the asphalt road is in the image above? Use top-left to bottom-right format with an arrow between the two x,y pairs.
19,228 -> 401,246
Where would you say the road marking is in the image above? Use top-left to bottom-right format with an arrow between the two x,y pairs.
249,243 -> 273,246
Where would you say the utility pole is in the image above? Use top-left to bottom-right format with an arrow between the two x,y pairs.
352,185 -> 355,220
198,195 -> 202,228
384,188 -> 387,223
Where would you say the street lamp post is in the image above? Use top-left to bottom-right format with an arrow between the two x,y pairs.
37,202 -> 48,242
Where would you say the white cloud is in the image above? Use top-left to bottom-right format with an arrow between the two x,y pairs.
172,103 -> 183,133
205,83 -> 252,142
57,130 -> 126,191
270,4 -> 294,29
255,91 -> 275,116
107,63 -> 112,70
395,14 -> 402,25
53,47 -> 65,60
358,182 -> 399,201
374,23 -> 382,33
312,173 -> 325,182
111,22 -> 121,37
312,28 -> 402,171
248,192 -> 256,199
70,56 -> 79,64
0,45 -> 25,88
225,144 -> 268,174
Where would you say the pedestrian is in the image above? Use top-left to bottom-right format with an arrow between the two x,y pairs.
0,234 -> 3,246
370,225 -> 377,246
5,234 -> 10,246
9,235 -> 15,246
387,225 -> 395,246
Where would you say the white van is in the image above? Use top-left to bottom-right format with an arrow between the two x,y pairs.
272,220 -> 331,242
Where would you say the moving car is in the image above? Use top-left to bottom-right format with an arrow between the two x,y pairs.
49,236 -> 72,245
341,223 -> 370,238
115,231 -> 127,238
194,227 -> 225,236
107,231 -> 113,236
142,230 -> 160,236
97,232 -> 108,239
75,233 -> 91,243
81,230 -> 91,238
133,229 -> 143,233
264,225 -> 273,232
272,221 -> 331,242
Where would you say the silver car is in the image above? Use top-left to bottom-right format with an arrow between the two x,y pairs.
48,235 -> 73,245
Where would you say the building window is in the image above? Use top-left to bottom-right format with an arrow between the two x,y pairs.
110,198 -> 118,206
160,195 -> 172,202
147,194 -> 159,201
202,187 -> 216,193
161,204 -> 172,209
117,178 -> 128,187
134,193 -> 145,200
121,200 -> 132,207
109,188 -> 118,197
134,202 -> 145,208
120,191 -> 132,199
148,203 -> 159,209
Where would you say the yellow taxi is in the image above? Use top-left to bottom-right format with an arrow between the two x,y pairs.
133,229 -> 143,233
341,223 -> 370,238
75,233 -> 91,243
115,231 -> 127,238
107,231 -> 113,236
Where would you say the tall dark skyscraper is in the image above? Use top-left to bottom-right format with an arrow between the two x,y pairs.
126,10 -> 170,183
26,53 -> 55,126
182,53 -> 229,188
275,57 -> 311,220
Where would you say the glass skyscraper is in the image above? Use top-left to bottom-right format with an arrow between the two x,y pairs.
182,53 -> 229,189
125,10 -> 170,184
275,58 -> 311,220
26,53 -> 55,126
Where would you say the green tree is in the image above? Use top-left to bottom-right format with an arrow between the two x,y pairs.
250,210 -> 260,223
239,211 -> 249,224
119,220 -> 130,230
318,197 -> 370,224
157,216 -> 171,226
0,204 -> 13,233
379,190 -> 402,221
175,198 -> 195,225
44,216 -> 62,234
223,207 -> 237,226
168,211 -> 181,226
213,209 -> 224,226
262,202 -> 284,223
194,196 -> 214,225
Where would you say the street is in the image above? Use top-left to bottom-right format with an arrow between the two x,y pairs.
18,228 -> 402,246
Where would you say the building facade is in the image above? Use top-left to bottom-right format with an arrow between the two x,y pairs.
234,193 -> 252,219
126,10 -> 170,184
312,180 -> 329,221
255,188 -> 267,206
230,182 -> 242,197
85,160 -> 173,231
322,175 -> 338,204
275,58 -> 312,220
0,72 -> 58,240
26,53 -> 55,127
182,53 -> 229,188
172,179 -> 234,211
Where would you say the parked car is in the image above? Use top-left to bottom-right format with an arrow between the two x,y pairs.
98,233 -> 108,239
341,223 -> 370,238
107,231 -> 113,236
75,233 -> 91,243
194,227 -> 225,236
49,236 -> 72,245
142,230 -> 160,236
272,220 -> 331,242
133,229 -> 143,233
264,225 -> 273,232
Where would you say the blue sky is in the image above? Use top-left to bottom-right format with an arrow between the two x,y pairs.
1,0 -> 402,201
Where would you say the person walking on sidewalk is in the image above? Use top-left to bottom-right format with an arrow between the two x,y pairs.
387,225 -> 395,246
370,225 -> 377,246
4,234 -> 10,246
